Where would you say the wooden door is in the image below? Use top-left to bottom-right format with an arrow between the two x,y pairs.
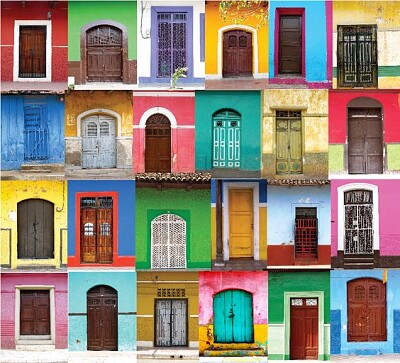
229,189 -> 253,258
213,290 -> 253,343
86,26 -> 122,82
348,278 -> 386,342
155,299 -> 187,347
17,199 -> 54,259
145,114 -> 171,172
348,108 -> 383,174
81,197 -> 113,264
19,26 -> 46,78
87,286 -> 118,351
279,15 -> 302,74
82,115 -> 116,169
20,290 -> 50,336
295,207 -> 318,259
290,298 -> 318,360
223,30 -> 252,77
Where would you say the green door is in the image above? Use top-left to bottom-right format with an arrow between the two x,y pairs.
213,289 -> 253,343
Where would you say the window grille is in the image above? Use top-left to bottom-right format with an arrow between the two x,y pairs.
87,26 -> 122,46
295,207 -> 317,258
157,288 -> 186,297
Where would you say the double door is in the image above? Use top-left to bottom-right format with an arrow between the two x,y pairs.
223,30 -> 252,77
20,290 -> 50,336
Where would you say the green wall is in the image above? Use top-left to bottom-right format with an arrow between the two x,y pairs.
268,271 -> 330,323
136,188 -> 211,270
68,1 -> 137,60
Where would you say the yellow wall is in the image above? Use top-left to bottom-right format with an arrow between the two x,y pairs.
65,91 -> 133,137
205,1 -> 268,75
1,180 -> 67,269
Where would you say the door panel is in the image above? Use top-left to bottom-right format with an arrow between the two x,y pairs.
223,30 -> 252,77
279,15 -> 302,74
229,189 -> 253,258
20,290 -> 50,335
19,26 -> 46,78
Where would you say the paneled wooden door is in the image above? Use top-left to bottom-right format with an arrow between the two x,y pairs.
348,108 -> 383,174
87,286 -> 118,351
155,299 -> 187,347
19,26 -> 46,78
20,290 -> 50,336
213,289 -> 253,343
290,298 -> 318,360
347,278 -> 386,342
223,30 -> 252,77
279,15 -> 302,74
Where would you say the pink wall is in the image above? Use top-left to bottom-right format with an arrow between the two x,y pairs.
199,271 -> 268,325
132,93 -> 195,173
331,179 -> 400,256
1,272 -> 68,349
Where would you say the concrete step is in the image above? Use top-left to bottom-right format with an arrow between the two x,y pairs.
16,342 -> 55,351
203,348 -> 265,357
20,164 -> 64,173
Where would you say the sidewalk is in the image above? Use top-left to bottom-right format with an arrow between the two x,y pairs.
137,347 -> 198,360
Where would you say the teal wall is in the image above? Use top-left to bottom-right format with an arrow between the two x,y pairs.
136,188 -> 211,270
195,91 -> 261,173
68,1 -> 137,60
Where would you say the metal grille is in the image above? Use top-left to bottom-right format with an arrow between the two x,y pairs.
157,13 -> 187,78
369,286 -> 379,301
81,197 -> 113,208
23,104 -> 49,160
87,26 -> 122,46
151,214 -> 186,269
338,25 -> 377,87
344,190 -> 373,254
295,207 -> 317,258
355,286 -> 365,301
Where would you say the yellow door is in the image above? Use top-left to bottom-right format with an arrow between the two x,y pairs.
229,189 -> 253,258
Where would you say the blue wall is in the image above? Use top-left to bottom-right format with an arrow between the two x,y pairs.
68,271 -> 136,351
67,180 -> 135,256
331,269 -> 400,354
1,95 -> 65,170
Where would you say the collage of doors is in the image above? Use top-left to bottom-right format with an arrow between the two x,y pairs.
2,0 -> 400,361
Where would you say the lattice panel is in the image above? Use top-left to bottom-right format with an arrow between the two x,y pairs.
295,218 -> 318,258
157,288 -> 186,298
87,26 -> 122,46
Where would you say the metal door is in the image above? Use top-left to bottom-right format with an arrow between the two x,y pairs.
223,30 -> 252,77
87,286 -> 118,351
290,298 -> 318,360
279,15 -> 302,74
20,290 -> 50,336
348,108 -> 383,174
155,299 -> 187,347
213,289 -> 253,343
19,26 -> 46,78
82,115 -> 116,169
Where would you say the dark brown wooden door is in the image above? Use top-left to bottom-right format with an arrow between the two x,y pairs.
17,199 -> 54,259
348,278 -> 386,342
145,114 -> 171,172
290,298 -> 318,360
279,15 -> 302,74
19,26 -> 46,78
87,286 -> 118,351
348,108 -> 383,174
20,290 -> 50,335
86,26 -> 122,82
80,197 -> 113,264
223,30 -> 252,77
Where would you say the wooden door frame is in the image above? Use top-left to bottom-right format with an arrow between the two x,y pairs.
222,182 -> 259,261
13,20 -> 52,82
15,286 -> 55,345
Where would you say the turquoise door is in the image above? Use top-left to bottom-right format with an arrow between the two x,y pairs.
213,289 -> 253,343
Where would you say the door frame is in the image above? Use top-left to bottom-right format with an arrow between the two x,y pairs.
222,182 -> 260,261
284,291 -> 324,360
14,20 -> 52,82
15,286 -> 55,345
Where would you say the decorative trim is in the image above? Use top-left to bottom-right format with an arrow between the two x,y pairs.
138,107 -> 178,128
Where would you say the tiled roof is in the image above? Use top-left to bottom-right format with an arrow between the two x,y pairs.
267,179 -> 330,186
135,172 -> 212,183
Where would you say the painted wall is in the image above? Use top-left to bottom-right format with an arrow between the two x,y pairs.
331,179 -> 400,257
1,95 -> 65,170
332,1 -> 400,89
329,91 -> 400,174
205,1 -> 268,79
137,0 -> 205,86
68,271 -> 136,351
1,181 -> 67,269
262,89 -> 329,179
267,185 -> 331,266
268,0 -> 331,85
137,271 -> 199,347
199,271 -> 268,355
67,180 -> 135,267
331,269 -> 400,355
135,187 -> 211,270
132,91 -> 195,173
1,272 -> 68,349
1,0 -> 68,82
195,90 -> 261,177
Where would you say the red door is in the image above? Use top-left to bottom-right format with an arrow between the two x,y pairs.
223,30 -> 252,77
19,26 -> 46,78
20,290 -> 50,336
290,298 -> 318,360
279,15 -> 302,74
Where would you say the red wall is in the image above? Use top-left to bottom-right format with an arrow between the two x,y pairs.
1,1 -> 68,81
329,90 -> 400,144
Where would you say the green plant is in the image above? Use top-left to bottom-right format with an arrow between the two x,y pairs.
171,67 -> 188,89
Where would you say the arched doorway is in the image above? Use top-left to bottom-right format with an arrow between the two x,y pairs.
223,30 -> 252,77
